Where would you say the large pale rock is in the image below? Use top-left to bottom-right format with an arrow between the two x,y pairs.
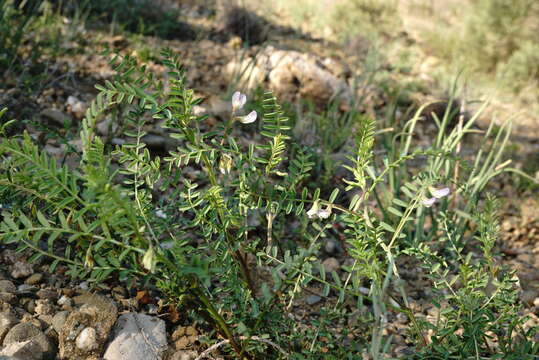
0,312 -> 18,343
103,313 -> 167,360
0,340 -> 42,360
59,293 -> 117,360
2,323 -> 54,359
226,47 -> 352,105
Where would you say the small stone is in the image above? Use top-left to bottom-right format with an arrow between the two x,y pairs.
324,239 -> 338,254
34,300 -> 54,316
23,299 -> 36,314
57,295 -> 73,308
171,326 -> 186,340
41,108 -> 72,127
0,293 -> 17,305
185,326 -> 197,336
0,280 -> 16,293
36,289 -> 58,300
78,281 -> 89,291
10,262 -> 33,279
169,350 -> 198,360
24,273 -> 43,286
306,295 -> 322,305
76,327 -> 99,351
66,96 -> 87,119
174,336 -> 190,350
52,311 -> 70,334
17,284 -> 37,295
2,250 -> 20,265
521,290 -> 537,306
322,257 -> 341,273
96,116 -> 118,137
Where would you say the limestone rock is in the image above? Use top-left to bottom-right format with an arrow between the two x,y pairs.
103,313 -> 167,360
2,323 -> 54,359
0,340 -> 42,360
226,47 -> 352,105
0,312 -> 18,343
10,262 -> 33,279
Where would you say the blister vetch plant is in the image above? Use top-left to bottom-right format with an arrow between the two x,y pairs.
0,49 -> 325,357
1,49 -> 537,359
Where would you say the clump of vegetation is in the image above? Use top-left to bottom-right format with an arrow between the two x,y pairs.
1,48 -> 536,358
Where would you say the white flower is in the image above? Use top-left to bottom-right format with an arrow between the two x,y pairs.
238,110 -> 257,124
422,197 -> 437,207
431,187 -> 450,199
155,209 -> 167,219
317,207 -> 332,219
422,186 -> 451,207
307,201 -> 332,219
306,201 -> 320,219
232,91 -> 247,112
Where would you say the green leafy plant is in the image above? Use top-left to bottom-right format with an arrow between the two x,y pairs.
411,196 -> 538,359
1,49 -> 536,359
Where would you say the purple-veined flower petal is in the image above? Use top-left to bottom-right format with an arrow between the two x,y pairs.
422,197 -> 437,207
431,187 -> 450,199
231,91 -> 246,112
239,110 -> 257,124
317,208 -> 331,219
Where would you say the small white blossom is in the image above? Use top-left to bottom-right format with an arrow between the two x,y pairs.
422,197 -> 437,207
155,209 -> 167,219
307,201 -> 332,219
306,201 -> 320,219
231,91 -> 247,112
431,187 -> 450,199
238,110 -> 257,124
317,207 -> 332,219
422,186 -> 451,207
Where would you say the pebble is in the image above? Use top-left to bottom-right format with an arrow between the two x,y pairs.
324,238 -> 338,254
0,280 -> 16,293
0,293 -> 17,305
169,350 -> 198,360
306,295 -> 322,305
66,96 -> 87,119
40,108 -> 72,127
34,300 -> 54,316
76,327 -> 99,351
52,311 -> 70,334
24,273 -> 43,285
10,262 -> 33,279
36,289 -> 58,300
17,284 -> 37,295
322,257 -> 341,273
57,295 -> 73,308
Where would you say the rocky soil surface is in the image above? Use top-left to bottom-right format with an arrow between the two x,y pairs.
1,1 -> 539,359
